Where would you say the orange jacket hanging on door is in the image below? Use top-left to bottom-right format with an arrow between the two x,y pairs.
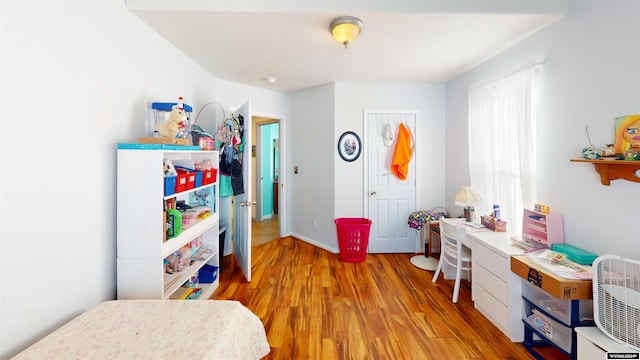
391,122 -> 413,180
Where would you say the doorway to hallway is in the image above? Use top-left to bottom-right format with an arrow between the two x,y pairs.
252,116 -> 282,246
252,214 -> 279,246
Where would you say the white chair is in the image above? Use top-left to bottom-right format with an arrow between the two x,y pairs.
431,220 -> 472,303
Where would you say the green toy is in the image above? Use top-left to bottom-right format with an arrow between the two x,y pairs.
167,208 -> 182,238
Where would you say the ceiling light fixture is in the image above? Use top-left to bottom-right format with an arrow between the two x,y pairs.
329,16 -> 363,49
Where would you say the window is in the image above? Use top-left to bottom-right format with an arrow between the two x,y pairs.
467,64 -> 541,233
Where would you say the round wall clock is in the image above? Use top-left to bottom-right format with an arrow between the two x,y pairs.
338,131 -> 362,162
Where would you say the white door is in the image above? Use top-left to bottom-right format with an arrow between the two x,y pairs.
232,101 -> 252,281
366,111 -> 417,253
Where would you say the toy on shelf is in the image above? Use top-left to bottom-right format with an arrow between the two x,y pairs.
166,208 -> 182,238
163,158 -> 177,177
139,97 -> 194,146
158,105 -> 188,140
534,203 -> 550,214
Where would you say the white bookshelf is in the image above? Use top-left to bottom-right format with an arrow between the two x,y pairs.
117,148 -> 220,300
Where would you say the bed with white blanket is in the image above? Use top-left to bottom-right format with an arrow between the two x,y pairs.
12,300 -> 270,359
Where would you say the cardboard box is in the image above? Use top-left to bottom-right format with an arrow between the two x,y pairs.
138,136 -> 192,146
511,255 -> 592,300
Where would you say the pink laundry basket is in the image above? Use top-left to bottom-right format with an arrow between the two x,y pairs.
335,218 -> 372,263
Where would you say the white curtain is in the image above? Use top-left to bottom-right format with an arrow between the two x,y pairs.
467,64 -> 541,234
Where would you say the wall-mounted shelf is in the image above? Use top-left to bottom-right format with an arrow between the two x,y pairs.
570,159 -> 640,185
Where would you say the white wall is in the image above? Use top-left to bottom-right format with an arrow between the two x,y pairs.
333,83 -> 446,248
445,0 -> 640,258
216,79 -> 290,118
0,1 -> 289,358
287,82 -> 446,251
289,84 -> 336,250
334,82 -> 446,217
0,2 -> 216,357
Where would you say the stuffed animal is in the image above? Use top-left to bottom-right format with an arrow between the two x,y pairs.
158,105 -> 186,139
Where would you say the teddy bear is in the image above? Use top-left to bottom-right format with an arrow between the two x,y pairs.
158,105 -> 187,139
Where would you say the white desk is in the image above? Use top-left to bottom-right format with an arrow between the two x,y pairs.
469,229 -> 526,342
438,217 -> 526,342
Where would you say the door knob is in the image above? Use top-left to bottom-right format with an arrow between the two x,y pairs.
239,201 -> 257,207
370,191 -> 376,196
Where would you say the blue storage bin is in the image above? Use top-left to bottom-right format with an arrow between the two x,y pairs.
198,264 -> 218,283
195,171 -> 203,187
164,176 -> 177,196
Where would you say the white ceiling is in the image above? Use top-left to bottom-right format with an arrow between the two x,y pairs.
127,0 -> 569,94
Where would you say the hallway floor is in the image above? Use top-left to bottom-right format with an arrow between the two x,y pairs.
252,214 -> 279,246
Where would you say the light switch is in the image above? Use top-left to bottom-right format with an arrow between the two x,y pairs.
294,166 -> 298,174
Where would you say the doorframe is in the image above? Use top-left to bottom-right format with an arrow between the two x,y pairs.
255,124 -> 265,222
363,109 -> 420,252
253,112 -> 286,238
254,121 -> 279,221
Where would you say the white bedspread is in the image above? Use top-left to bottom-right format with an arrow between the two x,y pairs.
12,300 -> 270,360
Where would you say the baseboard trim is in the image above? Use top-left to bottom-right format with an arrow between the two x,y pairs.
289,232 -> 339,254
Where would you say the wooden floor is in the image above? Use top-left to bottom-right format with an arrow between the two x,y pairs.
214,237 -> 568,360
252,215 -> 279,246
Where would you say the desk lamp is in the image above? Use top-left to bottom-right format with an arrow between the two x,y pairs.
455,186 -> 481,222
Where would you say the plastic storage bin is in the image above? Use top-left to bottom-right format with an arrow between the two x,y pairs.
187,173 -> 196,190
164,176 -> 177,196
522,279 -> 593,326
202,168 -> 218,185
335,218 -> 372,263
551,244 -> 598,265
175,173 -> 189,193
198,264 -> 218,283
194,171 -> 203,188
526,309 -> 573,353
175,168 -> 196,191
